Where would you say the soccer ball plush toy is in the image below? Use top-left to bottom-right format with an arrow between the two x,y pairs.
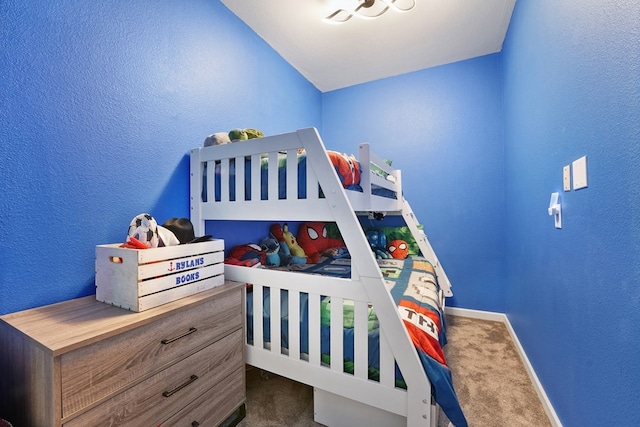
127,213 -> 160,248
124,213 -> 183,248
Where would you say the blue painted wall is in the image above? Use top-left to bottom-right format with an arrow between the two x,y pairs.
502,0 -> 640,426
322,55 -> 507,312
2,0 -> 639,425
0,0 -> 321,315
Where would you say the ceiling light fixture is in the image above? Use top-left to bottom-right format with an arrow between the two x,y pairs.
324,0 -> 416,24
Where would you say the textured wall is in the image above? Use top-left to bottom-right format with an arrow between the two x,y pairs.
502,0 -> 640,425
322,54 -> 507,312
0,0 -> 321,314
4,1 -> 639,422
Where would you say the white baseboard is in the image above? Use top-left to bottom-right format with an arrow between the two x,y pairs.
445,306 -> 505,322
444,307 -> 563,427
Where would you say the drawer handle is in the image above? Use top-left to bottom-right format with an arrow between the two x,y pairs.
160,327 -> 198,345
162,374 -> 198,398
192,423 -> 200,427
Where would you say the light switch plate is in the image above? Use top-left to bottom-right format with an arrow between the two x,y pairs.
563,165 -> 571,191
572,156 -> 588,190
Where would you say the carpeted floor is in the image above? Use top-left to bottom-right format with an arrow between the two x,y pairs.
236,315 -> 551,427
440,315 -> 551,427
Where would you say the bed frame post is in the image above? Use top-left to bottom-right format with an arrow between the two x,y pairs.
358,143 -> 372,206
189,148 -> 205,236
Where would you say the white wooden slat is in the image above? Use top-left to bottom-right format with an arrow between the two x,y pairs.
286,149 -> 298,200
330,296 -> 344,373
353,299 -> 368,380
306,158 -> 319,201
251,153 -> 261,201
235,155 -> 245,201
206,160 -> 216,206
270,285 -> 281,354
244,286 -> 252,346
200,199 -> 339,222
220,158 -> 230,202
395,169 -> 403,201
189,149 -> 203,235
253,284 -> 264,349
358,143 -> 372,198
308,293 -> 321,366
268,151 -> 279,201
379,328 -> 395,388
288,290 -> 301,360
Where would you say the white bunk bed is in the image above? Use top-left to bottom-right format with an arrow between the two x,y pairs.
189,127 -> 463,427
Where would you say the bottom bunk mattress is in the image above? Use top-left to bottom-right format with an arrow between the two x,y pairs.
245,257 -> 467,427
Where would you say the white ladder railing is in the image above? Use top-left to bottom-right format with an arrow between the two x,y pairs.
401,198 -> 453,297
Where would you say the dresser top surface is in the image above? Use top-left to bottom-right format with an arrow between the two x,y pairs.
0,280 -> 244,355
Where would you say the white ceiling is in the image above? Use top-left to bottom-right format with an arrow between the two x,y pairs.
221,0 -> 516,92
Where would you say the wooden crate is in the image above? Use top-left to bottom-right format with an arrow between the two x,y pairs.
96,240 -> 224,312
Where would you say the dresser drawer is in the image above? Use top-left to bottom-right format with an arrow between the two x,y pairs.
159,366 -> 245,426
61,288 -> 242,418
63,329 -> 243,427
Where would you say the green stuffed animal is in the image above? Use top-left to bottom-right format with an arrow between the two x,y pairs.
228,128 -> 264,141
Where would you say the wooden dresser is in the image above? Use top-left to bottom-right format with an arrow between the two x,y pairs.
0,280 -> 245,427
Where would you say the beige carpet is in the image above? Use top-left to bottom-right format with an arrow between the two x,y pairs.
237,315 -> 551,427
439,315 -> 551,427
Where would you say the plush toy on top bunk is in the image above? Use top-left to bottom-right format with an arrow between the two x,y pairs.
204,127 -> 264,146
